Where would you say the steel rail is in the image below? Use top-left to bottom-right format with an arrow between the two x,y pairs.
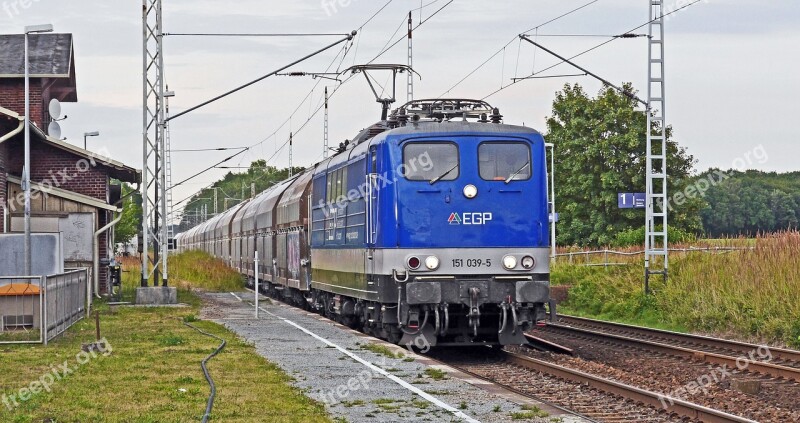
544,323 -> 800,382
503,351 -> 757,423
555,315 -> 800,368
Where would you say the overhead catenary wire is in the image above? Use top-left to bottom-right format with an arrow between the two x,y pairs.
482,0 -> 707,100
518,35 -> 646,106
171,147 -> 247,153
223,0 -> 404,185
164,32 -> 350,37
170,31 -> 354,210
245,1 -> 453,173
366,0 -> 453,66
169,148 -> 251,192
527,33 -> 649,38
257,1 -> 455,173
174,0 -> 451,218
438,0 -> 599,98
166,32 -> 355,123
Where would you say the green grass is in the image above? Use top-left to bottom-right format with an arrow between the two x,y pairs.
553,232 -> 800,347
511,405 -> 549,419
372,398 -> 402,412
359,343 -> 403,359
0,330 -> 41,343
423,368 -> 448,381
168,250 -> 245,292
0,252 -> 330,423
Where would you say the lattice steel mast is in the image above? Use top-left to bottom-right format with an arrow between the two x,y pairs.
407,12 -> 414,103
645,0 -> 668,291
165,85 -> 174,243
323,86 -> 329,159
142,0 -> 168,286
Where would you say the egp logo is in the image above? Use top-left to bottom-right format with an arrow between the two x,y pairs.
448,212 -> 492,225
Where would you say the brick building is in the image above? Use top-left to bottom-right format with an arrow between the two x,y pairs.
0,33 -> 140,293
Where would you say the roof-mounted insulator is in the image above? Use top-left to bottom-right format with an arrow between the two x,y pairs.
490,108 -> 503,124
479,113 -> 489,123
397,108 -> 409,126
336,140 -> 350,154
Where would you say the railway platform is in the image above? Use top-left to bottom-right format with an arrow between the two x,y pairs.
199,292 -> 587,423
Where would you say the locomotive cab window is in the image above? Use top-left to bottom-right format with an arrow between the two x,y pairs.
479,142 -> 531,182
403,142 -> 459,182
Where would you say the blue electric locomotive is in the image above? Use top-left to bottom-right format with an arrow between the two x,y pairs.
177,99 -> 552,347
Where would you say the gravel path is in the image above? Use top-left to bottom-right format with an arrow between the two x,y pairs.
200,291 -> 586,423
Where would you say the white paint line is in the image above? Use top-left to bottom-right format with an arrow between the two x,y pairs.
228,292 -> 480,423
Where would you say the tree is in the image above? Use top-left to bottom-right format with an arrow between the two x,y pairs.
115,183 -> 142,244
546,83 -> 702,246
178,161 -> 302,231
698,170 -> 800,236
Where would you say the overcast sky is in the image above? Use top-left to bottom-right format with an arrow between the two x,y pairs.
2,0 -> 798,213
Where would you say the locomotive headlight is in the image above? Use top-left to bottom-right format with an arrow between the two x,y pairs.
521,255 -> 535,269
463,184 -> 478,199
502,255 -> 518,270
425,256 -> 440,270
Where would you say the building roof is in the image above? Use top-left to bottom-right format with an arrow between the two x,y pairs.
0,33 -> 77,102
0,33 -> 73,77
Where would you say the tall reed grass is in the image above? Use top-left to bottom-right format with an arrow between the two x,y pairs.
119,251 -> 244,297
554,231 -> 800,347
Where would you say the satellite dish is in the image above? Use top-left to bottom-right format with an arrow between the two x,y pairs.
48,121 -> 62,140
48,99 -> 62,120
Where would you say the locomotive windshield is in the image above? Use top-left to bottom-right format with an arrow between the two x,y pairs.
479,142 -> 531,182
403,142 -> 459,182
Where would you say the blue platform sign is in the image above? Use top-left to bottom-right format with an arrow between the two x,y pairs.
618,193 -> 646,209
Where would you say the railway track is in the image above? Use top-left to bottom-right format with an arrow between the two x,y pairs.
435,347 -> 755,423
546,315 -> 800,382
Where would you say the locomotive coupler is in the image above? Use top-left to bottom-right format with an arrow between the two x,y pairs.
498,302 -> 509,334
467,287 -> 481,337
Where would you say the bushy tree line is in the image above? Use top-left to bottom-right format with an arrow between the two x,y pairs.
698,170 -> 800,237
177,160 -> 304,232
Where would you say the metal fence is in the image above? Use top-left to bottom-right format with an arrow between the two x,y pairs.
556,247 -> 755,267
0,269 -> 89,345
44,269 -> 89,344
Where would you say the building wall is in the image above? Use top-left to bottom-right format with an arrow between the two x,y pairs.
0,79 -> 45,128
6,140 -> 109,203
0,142 -> 6,233
6,180 -> 113,293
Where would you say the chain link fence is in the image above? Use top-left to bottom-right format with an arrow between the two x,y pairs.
0,269 -> 89,345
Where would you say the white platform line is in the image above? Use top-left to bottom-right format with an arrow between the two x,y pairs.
229,292 -> 480,423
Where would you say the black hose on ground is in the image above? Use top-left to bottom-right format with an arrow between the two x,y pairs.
183,322 -> 227,423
